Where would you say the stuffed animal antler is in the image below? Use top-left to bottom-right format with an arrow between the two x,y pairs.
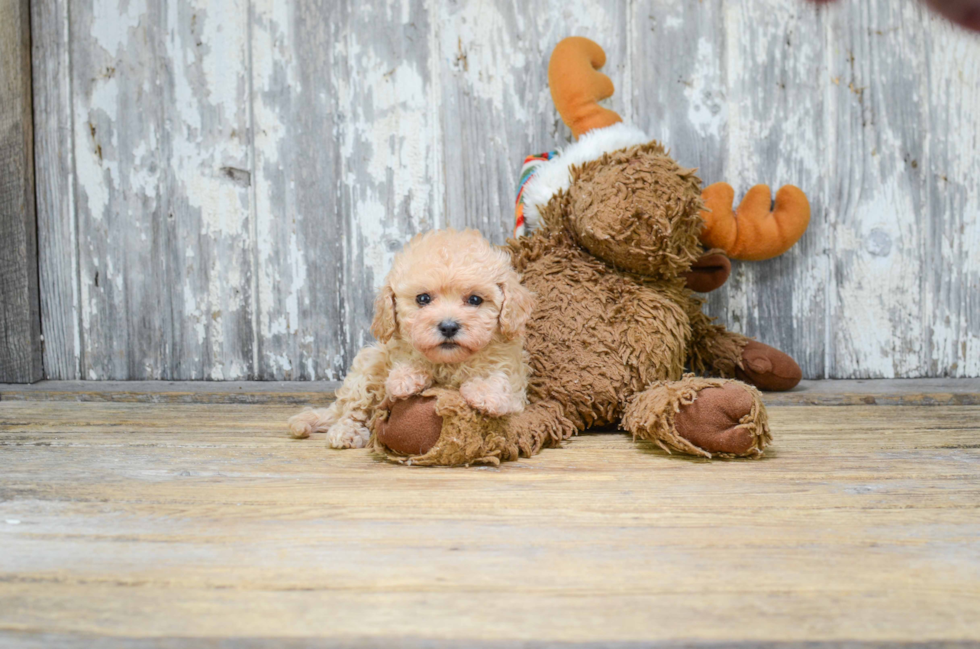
548,36 -> 622,139
700,183 -> 811,261
546,37 -> 810,262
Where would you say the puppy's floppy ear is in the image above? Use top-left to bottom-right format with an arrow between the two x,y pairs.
371,283 -> 397,343
498,273 -> 534,340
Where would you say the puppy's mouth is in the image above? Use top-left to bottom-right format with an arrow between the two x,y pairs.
419,340 -> 477,364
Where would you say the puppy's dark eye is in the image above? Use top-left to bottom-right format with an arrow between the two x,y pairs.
466,295 -> 483,306
416,293 -> 432,306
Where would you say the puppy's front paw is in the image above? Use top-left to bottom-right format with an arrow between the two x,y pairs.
386,365 -> 431,400
326,418 -> 371,449
460,376 -> 520,417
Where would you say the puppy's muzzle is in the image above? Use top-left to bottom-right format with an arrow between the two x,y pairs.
437,320 -> 461,340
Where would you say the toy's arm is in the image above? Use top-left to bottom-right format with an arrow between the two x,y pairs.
699,184 -> 810,261
687,306 -> 747,378
687,305 -> 802,392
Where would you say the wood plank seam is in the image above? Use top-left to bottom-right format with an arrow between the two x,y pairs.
1,0 -> 43,383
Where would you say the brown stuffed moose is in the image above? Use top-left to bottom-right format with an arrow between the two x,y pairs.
373,37 -> 810,466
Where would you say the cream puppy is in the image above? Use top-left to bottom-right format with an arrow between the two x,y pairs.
288,229 -> 534,449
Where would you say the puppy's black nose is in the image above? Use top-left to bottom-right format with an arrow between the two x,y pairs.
438,320 -> 461,339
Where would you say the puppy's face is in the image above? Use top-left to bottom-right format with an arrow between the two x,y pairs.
371,230 -> 533,364
399,280 -> 502,364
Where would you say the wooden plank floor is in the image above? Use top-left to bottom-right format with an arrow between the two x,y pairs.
1,397 -> 979,647
4,377 -> 980,406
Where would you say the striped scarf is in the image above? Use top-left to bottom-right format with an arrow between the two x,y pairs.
514,151 -> 557,238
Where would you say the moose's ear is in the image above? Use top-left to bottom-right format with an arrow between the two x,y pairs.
370,284 -> 397,343
683,250 -> 732,293
498,275 -> 534,341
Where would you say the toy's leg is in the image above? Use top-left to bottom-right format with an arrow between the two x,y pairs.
373,391 -> 575,467
621,376 -> 771,458
687,309 -> 802,391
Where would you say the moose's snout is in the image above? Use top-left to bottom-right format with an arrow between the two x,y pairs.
438,320 -> 461,339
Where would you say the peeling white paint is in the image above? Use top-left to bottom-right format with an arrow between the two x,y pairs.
35,0 -> 980,380
835,176 -> 925,377
90,0 -> 144,55
684,37 -> 726,143
440,1 -> 527,117
341,38 -> 434,290
74,77 -> 119,223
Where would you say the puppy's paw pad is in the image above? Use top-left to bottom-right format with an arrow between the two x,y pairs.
386,366 -> 431,400
326,419 -> 371,449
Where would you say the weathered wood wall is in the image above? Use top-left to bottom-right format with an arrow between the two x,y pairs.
1,0 -> 43,383
31,0 -> 980,380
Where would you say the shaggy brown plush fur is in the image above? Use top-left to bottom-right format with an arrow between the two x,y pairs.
372,141 -> 782,466
372,388 -> 534,467
623,376 -> 770,458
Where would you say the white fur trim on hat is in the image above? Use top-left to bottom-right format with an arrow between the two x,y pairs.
521,122 -> 650,231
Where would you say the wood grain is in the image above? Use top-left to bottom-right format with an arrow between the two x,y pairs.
250,0 -> 347,381
0,0 -> 43,384
30,0 -> 80,381
1,400 -> 979,644
4,378 -> 980,406
0,379 -> 340,404
826,2 -> 980,378
66,0 -> 255,380
336,0 -> 438,377
30,0 -> 980,380
703,0 -> 830,378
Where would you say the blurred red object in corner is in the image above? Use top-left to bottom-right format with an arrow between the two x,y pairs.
808,0 -> 980,33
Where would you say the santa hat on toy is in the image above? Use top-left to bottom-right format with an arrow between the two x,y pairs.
515,37 -> 810,263
514,37 -> 645,237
